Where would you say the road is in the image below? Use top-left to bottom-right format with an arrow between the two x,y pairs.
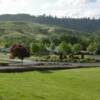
10,59 -> 100,68
0,59 -> 99,72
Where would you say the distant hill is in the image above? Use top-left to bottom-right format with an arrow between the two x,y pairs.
0,21 -> 88,47
0,14 -> 100,32
0,21 -> 86,39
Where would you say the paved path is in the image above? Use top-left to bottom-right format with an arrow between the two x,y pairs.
0,61 -> 100,72
10,60 -> 100,67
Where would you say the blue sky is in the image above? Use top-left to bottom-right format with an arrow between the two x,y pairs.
0,0 -> 99,18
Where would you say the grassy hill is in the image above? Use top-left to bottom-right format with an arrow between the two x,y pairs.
0,68 -> 100,100
0,21 -> 99,52
0,21 -> 86,36
0,21 -> 89,47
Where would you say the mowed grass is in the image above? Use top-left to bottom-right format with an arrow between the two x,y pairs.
0,68 -> 100,100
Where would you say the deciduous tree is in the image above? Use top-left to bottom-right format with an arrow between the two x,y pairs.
10,44 -> 30,65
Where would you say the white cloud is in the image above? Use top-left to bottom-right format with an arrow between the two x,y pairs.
42,0 -> 100,18
0,0 -> 99,18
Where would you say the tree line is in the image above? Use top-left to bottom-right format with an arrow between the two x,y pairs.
0,14 -> 100,32
3,33 -> 100,56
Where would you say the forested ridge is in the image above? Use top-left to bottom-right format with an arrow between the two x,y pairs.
0,14 -> 100,32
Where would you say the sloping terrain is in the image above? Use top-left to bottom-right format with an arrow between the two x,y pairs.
0,21 -> 86,37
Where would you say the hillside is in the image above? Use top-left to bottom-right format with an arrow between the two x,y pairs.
0,21 -> 88,38
0,21 -> 99,52
0,14 -> 100,32
0,21 -> 88,47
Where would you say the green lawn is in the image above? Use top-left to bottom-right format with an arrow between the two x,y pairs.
0,68 -> 100,100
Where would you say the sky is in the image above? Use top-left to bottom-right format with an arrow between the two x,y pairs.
0,0 -> 100,18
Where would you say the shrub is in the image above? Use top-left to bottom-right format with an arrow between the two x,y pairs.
0,62 -> 9,66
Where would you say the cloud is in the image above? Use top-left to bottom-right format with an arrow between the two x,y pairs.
42,0 -> 100,18
0,0 -> 99,18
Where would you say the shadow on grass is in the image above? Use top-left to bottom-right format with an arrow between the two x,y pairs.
37,70 -> 53,74
0,68 -> 54,73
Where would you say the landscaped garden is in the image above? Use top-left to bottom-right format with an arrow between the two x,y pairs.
0,19 -> 99,100
0,13 -> 100,100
